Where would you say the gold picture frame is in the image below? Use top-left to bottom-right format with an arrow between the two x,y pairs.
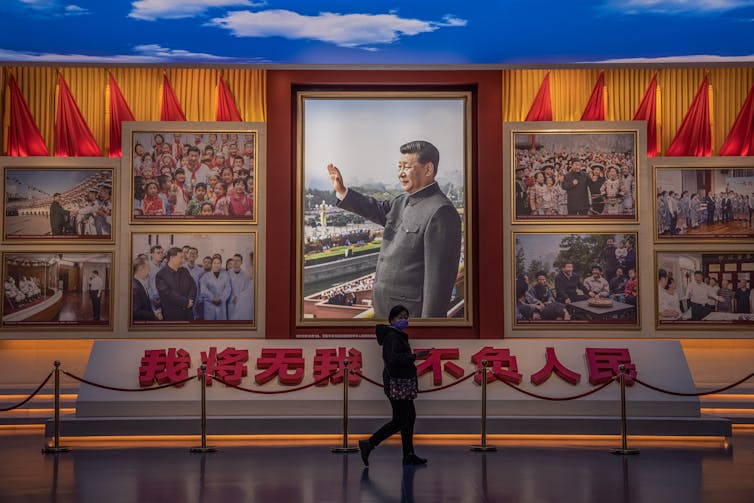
295,90 -> 474,327
512,231 -> 640,330
652,157 -> 754,243
128,230 -> 257,331
2,251 -> 114,331
124,122 -> 263,225
655,250 -> 754,330
504,122 -> 645,225
2,157 -> 117,244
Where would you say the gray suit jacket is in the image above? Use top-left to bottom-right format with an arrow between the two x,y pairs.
337,182 -> 462,318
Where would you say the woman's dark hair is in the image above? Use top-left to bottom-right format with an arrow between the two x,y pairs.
388,304 -> 409,322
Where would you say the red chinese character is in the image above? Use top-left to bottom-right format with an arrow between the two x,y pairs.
585,348 -> 636,386
138,348 -> 191,387
255,348 -> 305,385
530,347 -> 581,385
471,346 -> 523,385
415,348 -> 464,386
313,348 -> 362,386
201,346 -> 249,386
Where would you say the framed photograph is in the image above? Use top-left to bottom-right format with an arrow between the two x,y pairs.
2,157 -> 117,243
504,122 -> 643,224
652,157 -> 754,242
129,231 -> 256,330
655,251 -> 754,329
513,232 -> 640,328
2,251 -> 113,329
124,122 -> 262,224
295,90 -> 472,326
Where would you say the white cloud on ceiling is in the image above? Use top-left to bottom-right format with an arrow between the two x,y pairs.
605,0 -> 754,13
208,9 -> 467,49
0,45 -> 266,63
64,4 -> 90,16
18,0 -> 91,16
593,53 -> 754,62
129,0 -> 264,20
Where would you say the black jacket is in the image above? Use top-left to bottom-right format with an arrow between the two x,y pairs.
376,324 -> 417,394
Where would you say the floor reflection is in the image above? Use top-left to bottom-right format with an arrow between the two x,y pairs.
0,432 -> 752,502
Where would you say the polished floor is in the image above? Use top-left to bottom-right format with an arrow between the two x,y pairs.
1,430 -> 753,503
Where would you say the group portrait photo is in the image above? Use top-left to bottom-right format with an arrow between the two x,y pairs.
3,252 -> 112,328
298,92 -> 471,325
130,232 -> 255,329
654,162 -> 754,241
3,165 -> 114,242
514,232 -> 639,327
509,126 -> 639,223
656,252 -> 754,327
128,128 -> 258,223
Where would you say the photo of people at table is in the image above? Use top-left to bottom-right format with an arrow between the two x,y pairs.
131,131 -> 256,221
656,252 -> 754,325
514,233 -> 638,325
130,232 -> 255,327
513,131 -> 637,221
655,167 -> 754,240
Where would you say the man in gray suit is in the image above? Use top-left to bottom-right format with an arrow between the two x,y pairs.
327,140 -> 462,318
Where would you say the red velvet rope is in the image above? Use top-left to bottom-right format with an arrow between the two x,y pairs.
632,373 -> 754,397
62,370 -> 197,392
492,373 -> 616,401
350,370 -> 481,393
418,371 -> 480,393
0,371 -> 53,412
210,370 -> 339,394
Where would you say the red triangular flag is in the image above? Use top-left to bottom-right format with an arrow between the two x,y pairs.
216,75 -> 243,122
161,75 -> 186,121
6,74 -> 49,156
525,73 -> 553,122
633,75 -> 658,157
719,82 -> 754,156
580,72 -> 605,121
55,73 -> 101,156
108,74 -> 136,158
667,76 -> 712,157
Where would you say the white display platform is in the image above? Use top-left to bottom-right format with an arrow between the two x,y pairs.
53,339 -> 731,437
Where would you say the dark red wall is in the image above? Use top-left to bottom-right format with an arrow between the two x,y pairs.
266,70 -> 503,339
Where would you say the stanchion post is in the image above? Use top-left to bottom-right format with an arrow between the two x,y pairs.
610,364 -> 639,455
42,361 -> 70,454
471,359 -> 497,452
331,359 -> 358,453
191,365 -> 217,453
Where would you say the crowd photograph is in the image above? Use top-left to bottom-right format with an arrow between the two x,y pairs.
512,130 -> 638,221
655,166 -> 754,239
656,252 -> 754,326
3,252 -> 111,327
131,233 -> 255,327
300,96 -> 468,321
4,168 -> 113,241
514,233 -> 639,326
131,131 -> 256,221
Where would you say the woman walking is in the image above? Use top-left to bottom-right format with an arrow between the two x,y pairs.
359,305 -> 429,466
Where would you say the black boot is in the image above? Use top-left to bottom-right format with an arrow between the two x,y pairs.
359,439 -> 375,466
402,453 -> 427,465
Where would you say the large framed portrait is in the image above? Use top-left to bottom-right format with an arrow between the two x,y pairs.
655,251 -> 754,329
2,251 -> 113,330
652,157 -> 754,242
295,90 -> 473,326
129,231 -> 256,330
513,232 -> 640,328
504,122 -> 644,224
2,157 -> 117,243
123,122 -> 263,224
